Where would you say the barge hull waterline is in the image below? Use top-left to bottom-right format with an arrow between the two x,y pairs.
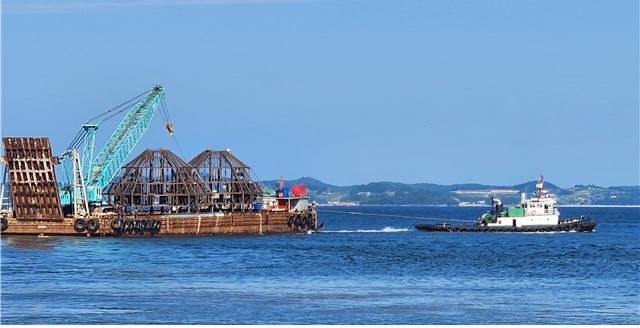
0,210 -> 317,237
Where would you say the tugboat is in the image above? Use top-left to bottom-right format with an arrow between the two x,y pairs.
416,176 -> 596,233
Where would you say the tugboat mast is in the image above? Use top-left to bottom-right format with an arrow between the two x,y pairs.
536,175 -> 545,198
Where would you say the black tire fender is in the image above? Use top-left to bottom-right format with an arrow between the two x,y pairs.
133,220 -> 142,232
150,219 -> 161,234
74,218 -> 87,232
1,217 -> 8,232
139,219 -> 148,231
86,218 -> 100,233
111,218 -> 124,232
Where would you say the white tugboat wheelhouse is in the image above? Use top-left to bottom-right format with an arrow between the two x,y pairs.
480,175 -> 560,228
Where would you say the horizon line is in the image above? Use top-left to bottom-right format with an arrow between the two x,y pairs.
259,177 -> 640,189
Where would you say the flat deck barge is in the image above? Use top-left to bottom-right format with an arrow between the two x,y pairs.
0,136 -> 320,237
1,208 -> 319,237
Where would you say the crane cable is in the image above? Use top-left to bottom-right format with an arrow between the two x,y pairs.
159,96 -> 185,157
67,88 -> 180,156
159,96 -> 170,126
317,209 -> 476,223
86,89 -> 150,124
66,89 -> 151,151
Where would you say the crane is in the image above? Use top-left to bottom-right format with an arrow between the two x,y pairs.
59,85 -> 172,216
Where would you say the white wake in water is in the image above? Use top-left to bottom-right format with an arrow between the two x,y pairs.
323,226 -> 410,233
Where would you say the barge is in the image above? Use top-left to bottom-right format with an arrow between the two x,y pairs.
0,86 -> 321,237
416,175 -> 596,233
0,207 -> 319,237
0,139 -> 320,237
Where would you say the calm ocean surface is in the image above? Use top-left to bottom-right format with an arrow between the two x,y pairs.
1,206 -> 638,324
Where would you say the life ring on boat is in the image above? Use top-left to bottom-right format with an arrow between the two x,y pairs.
1,217 -> 8,232
74,218 -> 87,232
86,218 -> 100,233
531,210 -> 536,215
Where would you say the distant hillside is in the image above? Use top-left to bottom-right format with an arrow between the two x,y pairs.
261,177 -> 640,206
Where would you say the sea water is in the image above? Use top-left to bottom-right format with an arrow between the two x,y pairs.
1,206 -> 638,324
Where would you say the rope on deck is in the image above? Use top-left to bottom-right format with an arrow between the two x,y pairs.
317,209 -> 476,223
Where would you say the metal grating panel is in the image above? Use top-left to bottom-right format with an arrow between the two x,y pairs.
2,137 -> 63,221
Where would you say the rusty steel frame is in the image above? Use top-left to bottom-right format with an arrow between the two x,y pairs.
2,137 -> 63,221
189,149 -> 263,211
106,148 -> 213,212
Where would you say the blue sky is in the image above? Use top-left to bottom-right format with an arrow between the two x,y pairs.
2,0 -> 638,187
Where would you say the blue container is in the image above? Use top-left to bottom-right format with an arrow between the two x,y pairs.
254,203 -> 262,211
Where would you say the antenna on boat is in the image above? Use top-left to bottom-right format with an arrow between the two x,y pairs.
536,174 -> 544,198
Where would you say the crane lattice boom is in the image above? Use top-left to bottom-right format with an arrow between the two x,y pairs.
85,85 -> 165,195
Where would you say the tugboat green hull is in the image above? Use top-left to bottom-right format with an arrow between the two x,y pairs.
415,218 -> 596,233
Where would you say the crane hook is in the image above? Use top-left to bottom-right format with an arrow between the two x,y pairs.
165,122 -> 175,135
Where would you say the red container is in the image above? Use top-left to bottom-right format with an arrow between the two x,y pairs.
291,184 -> 307,196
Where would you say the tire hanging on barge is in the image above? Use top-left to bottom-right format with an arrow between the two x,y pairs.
151,219 -> 161,234
111,218 -> 124,233
86,218 -> 100,233
73,218 -> 87,232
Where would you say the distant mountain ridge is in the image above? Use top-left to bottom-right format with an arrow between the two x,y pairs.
261,177 -> 640,206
